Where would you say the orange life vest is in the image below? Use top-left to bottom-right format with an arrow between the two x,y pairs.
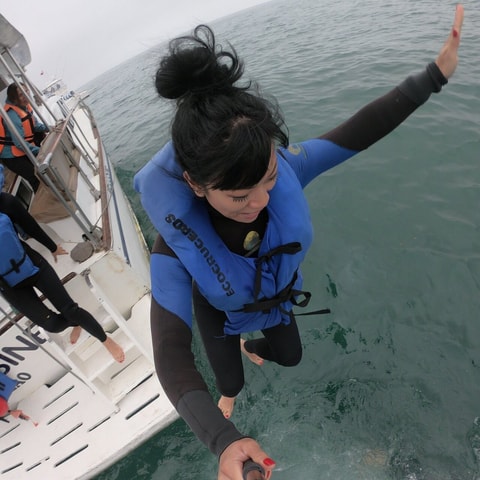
0,117 -> 6,155
0,104 -> 36,157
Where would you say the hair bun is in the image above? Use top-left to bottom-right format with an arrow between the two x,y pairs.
155,25 -> 245,100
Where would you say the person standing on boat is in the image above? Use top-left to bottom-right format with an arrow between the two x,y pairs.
134,6 -> 464,479
0,186 -> 125,363
0,83 -> 48,192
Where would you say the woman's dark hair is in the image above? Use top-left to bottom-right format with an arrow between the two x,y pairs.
6,84 -> 20,104
155,25 -> 289,190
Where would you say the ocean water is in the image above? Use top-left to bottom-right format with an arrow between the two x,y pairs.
86,0 -> 480,478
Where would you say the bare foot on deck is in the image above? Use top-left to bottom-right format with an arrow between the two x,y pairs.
70,326 -> 82,344
103,337 -> 125,363
218,395 -> 236,419
240,338 -> 264,366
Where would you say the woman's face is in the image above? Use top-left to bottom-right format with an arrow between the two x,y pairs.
15,88 -> 29,108
186,148 -> 278,224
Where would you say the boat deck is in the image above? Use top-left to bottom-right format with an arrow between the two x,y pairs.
0,90 -> 178,478
0,293 -> 178,480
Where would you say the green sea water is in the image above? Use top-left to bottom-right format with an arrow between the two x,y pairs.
87,0 -> 480,478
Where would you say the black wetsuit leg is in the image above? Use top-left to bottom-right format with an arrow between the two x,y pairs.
192,283 -> 244,398
1,156 -> 40,192
193,282 -> 303,397
244,316 -> 303,367
2,248 -> 106,341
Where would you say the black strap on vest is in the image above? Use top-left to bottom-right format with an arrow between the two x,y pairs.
240,241 -> 331,317
1,250 -> 28,277
0,251 -> 28,290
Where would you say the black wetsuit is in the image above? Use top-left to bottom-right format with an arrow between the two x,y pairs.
0,192 -> 106,341
148,64 -> 448,457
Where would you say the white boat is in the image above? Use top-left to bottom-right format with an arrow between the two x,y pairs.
0,14 -> 178,480
41,78 -> 71,99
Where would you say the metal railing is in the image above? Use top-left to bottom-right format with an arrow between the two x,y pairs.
1,43 -> 106,248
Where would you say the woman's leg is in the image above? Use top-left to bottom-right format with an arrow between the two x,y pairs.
193,283 -> 244,396
19,248 -> 125,362
1,281 -> 65,332
192,284 -> 244,417
1,157 -> 40,192
244,314 -> 303,367
28,250 -> 107,341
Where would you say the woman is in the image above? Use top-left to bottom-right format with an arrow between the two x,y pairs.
134,6 -> 464,479
0,186 -> 125,363
0,83 -> 48,192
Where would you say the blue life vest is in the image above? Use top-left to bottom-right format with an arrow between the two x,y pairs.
0,212 -> 39,287
135,142 -> 314,334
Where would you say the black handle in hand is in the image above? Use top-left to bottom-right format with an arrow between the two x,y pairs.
242,460 -> 266,480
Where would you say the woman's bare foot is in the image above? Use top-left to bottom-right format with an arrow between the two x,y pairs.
103,337 -> 125,363
218,395 -> 236,419
70,326 -> 82,344
241,338 -> 264,366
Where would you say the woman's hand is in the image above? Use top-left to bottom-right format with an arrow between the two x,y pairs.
218,438 -> 276,480
52,245 -> 68,263
435,4 -> 464,79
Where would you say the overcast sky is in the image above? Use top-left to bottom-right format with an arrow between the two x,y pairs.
1,0 -> 270,89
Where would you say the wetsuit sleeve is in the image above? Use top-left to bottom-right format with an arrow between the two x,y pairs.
150,234 -> 194,326
283,62 -> 448,188
0,192 -> 56,252
150,235 -> 245,456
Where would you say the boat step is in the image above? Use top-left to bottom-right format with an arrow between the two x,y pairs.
73,330 -> 137,381
92,355 -> 155,404
122,293 -> 153,358
46,313 -> 118,355
63,332 -> 97,357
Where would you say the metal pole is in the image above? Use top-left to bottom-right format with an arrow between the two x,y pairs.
0,49 -> 57,126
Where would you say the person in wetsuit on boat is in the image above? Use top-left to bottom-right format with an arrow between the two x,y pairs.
134,6 -> 464,480
0,83 -> 48,192
0,182 -> 125,363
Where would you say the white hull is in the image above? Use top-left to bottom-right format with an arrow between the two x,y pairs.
0,14 -> 178,479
